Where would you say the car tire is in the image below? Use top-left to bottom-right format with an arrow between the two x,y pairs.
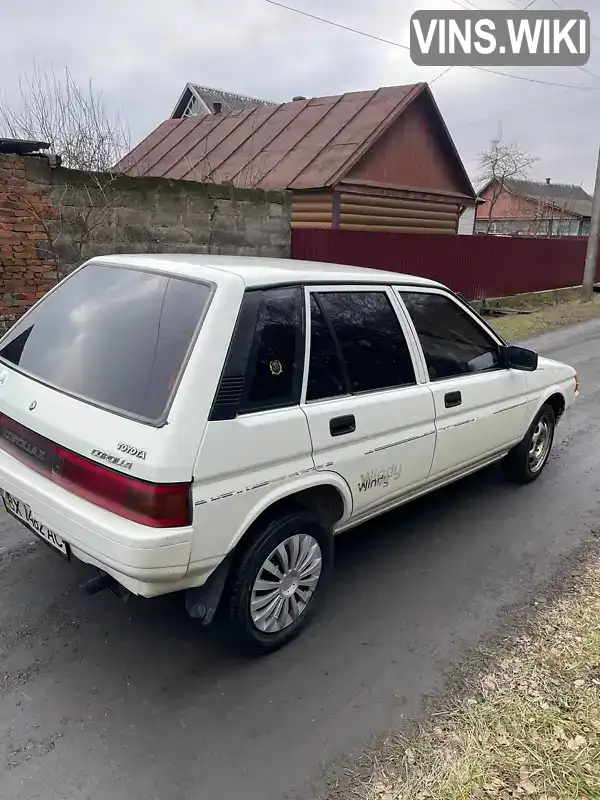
502,402 -> 556,485
225,510 -> 334,656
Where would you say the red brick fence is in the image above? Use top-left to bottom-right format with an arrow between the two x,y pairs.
291,229 -> 590,300
0,156 -> 58,331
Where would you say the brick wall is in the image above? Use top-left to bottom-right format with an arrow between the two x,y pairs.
0,152 -> 292,329
0,156 -> 59,331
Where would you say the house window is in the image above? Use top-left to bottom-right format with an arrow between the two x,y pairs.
551,219 -> 579,237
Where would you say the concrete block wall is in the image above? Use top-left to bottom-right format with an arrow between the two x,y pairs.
0,153 -> 292,328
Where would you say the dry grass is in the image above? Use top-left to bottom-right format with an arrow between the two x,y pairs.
489,292 -> 600,341
328,556 -> 600,800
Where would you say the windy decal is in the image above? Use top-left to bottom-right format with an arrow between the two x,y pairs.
358,464 -> 402,492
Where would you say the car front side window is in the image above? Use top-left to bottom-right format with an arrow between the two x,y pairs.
400,291 -> 501,382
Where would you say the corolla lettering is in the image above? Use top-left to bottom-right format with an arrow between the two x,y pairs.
91,449 -> 133,470
2,429 -> 46,461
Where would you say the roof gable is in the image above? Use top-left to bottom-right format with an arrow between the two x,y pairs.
344,86 -> 475,198
121,83 -> 474,199
171,83 -> 277,119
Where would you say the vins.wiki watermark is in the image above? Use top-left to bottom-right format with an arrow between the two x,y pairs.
410,10 -> 590,67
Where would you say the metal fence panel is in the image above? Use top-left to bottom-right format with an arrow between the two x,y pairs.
291,229 -> 590,299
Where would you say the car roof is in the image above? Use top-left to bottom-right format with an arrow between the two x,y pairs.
85,253 -> 446,291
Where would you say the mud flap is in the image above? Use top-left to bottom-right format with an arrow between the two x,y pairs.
185,554 -> 232,626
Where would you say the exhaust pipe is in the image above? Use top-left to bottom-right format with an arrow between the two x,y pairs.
81,570 -> 131,601
82,572 -> 114,595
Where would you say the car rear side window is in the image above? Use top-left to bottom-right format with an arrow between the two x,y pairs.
0,263 -> 212,422
239,287 -> 304,413
311,291 -> 416,396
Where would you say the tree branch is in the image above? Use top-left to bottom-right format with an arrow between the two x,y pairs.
478,134 -> 538,234
0,63 -> 129,171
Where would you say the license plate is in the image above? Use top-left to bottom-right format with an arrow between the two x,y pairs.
2,491 -> 70,558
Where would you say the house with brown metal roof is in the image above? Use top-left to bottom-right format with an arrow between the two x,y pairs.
119,83 -> 476,235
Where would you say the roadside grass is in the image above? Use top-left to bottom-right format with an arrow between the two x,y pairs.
488,291 -> 600,341
328,554 -> 600,800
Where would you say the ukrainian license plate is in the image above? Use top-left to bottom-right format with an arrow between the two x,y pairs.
2,491 -> 70,558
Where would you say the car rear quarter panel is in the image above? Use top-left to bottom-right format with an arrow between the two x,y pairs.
189,408 -> 353,570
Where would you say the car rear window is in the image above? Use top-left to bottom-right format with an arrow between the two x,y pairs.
0,263 -> 212,422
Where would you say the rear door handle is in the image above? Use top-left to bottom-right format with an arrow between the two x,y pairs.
444,391 -> 462,408
329,414 -> 356,437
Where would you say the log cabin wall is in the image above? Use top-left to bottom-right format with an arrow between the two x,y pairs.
290,193 -> 333,229
337,191 -> 459,234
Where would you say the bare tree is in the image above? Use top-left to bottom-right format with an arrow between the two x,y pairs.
0,65 -> 130,275
0,63 -> 129,171
477,133 -> 538,234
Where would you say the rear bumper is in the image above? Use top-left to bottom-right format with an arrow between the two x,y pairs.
0,449 -> 194,596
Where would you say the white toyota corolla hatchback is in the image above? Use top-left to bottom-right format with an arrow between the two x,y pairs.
0,255 -> 578,654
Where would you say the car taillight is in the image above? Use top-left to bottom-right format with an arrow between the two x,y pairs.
0,413 -> 191,528
55,448 -> 191,528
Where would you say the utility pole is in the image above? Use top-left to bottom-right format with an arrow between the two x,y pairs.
582,145 -> 600,301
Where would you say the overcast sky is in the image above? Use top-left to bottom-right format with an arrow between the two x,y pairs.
2,0 -> 598,191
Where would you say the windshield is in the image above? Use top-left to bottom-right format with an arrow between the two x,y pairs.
0,263 -> 212,422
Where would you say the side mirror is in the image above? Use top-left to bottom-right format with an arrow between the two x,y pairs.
500,345 -> 538,372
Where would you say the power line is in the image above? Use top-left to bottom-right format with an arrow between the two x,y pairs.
471,64 -> 600,89
265,0 -> 600,91
577,65 -> 600,81
462,84 -> 571,126
455,0 -> 600,80
549,0 -> 600,47
264,0 -> 409,50
501,0 -> 541,8
548,0 -> 600,75
449,0 -> 482,9
430,66 -> 455,84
